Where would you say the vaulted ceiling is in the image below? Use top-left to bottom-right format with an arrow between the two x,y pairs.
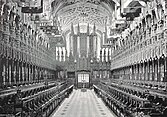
42,0 -> 144,35
50,0 -> 118,33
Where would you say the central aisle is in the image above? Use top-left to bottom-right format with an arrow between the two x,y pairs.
50,89 -> 117,117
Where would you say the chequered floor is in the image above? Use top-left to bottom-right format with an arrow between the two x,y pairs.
50,89 -> 117,117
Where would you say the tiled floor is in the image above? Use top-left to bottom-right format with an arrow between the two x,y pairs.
50,89 -> 117,117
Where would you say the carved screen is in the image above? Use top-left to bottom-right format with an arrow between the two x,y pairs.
78,74 -> 89,83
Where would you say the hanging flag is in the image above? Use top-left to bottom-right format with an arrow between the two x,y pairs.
123,0 -> 143,21
21,0 -> 43,13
